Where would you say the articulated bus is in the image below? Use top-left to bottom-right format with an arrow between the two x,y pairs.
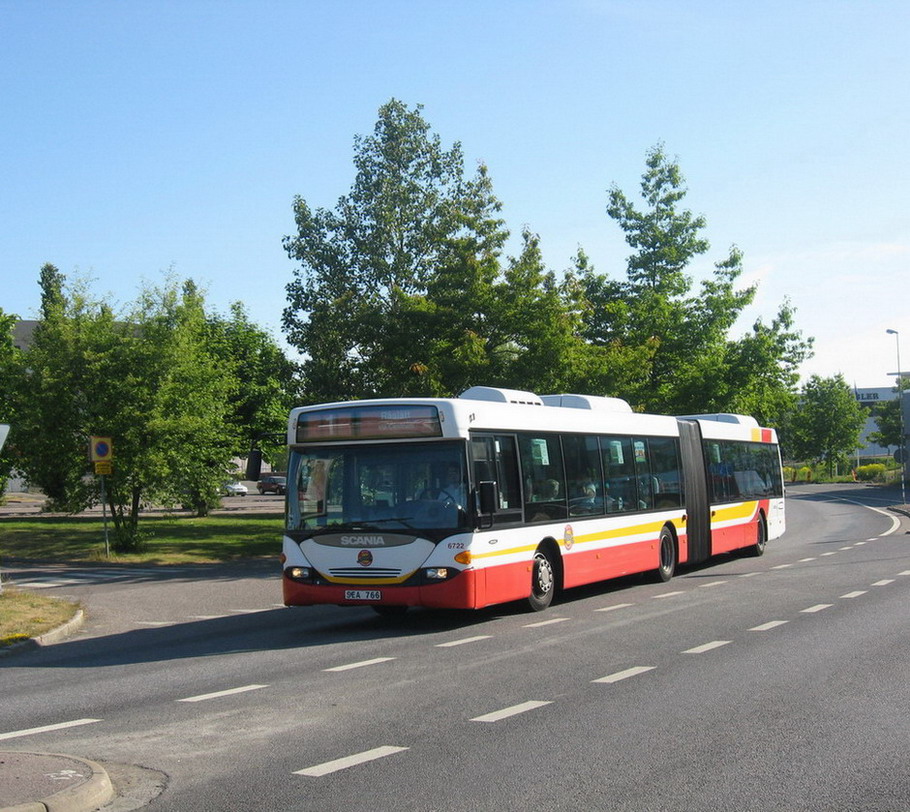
271,387 -> 785,614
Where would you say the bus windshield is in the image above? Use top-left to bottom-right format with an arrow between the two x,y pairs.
286,441 -> 471,534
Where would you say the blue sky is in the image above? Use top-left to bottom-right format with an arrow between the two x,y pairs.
3,0 -> 908,388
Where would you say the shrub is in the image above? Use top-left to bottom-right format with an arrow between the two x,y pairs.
855,464 -> 886,482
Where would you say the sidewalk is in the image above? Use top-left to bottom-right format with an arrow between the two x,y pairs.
0,751 -> 113,812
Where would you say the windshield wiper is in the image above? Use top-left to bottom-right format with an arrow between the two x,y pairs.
350,517 -> 420,531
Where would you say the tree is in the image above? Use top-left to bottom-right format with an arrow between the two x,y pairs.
283,99 -> 508,401
0,307 -> 21,497
869,378 -> 909,449
207,302 -> 299,466
283,100 -> 654,402
10,265 -> 104,510
585,145 -> 812,418
106,278 -> 239,527
9,269 -> 284,550
785,374 -> 866,475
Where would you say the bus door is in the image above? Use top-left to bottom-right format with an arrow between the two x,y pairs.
677,419 -> 711,564
469,433 -> 523,524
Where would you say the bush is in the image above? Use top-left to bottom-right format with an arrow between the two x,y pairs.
855,463 -> 886,482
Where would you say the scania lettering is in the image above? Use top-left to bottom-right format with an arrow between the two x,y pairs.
340,536 -> 386,546
262,387 -> 785,615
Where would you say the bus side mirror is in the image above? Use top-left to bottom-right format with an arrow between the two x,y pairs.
246,448 -> 263,482
478,480 -> 498,515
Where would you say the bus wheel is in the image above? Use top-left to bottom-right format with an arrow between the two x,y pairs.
748,515 -> 767,557
655,526 -> 676,582
527,547 -> 556,611
372,605 -> 408,618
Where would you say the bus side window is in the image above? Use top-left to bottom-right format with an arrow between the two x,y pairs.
648,436 -> 682,508
563,434 -> 604,516
601,436 -> 637,513
632,438 -> 654,510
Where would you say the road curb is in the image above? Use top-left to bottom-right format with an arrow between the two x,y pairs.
0,610 -> 84,659
0,751 -> 113,812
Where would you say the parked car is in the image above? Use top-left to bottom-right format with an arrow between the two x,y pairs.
221,481 -> 248,497
257,475 -> 286,495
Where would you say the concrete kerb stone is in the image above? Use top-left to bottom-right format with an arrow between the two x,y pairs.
0,751 -> 113,812
0,610 -> 84,659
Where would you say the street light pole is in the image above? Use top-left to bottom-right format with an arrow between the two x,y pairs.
886,329 -> 906,506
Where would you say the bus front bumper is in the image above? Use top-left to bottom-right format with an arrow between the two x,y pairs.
282,567 -> 479,610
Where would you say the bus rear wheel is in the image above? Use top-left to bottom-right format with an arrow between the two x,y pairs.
527,547 -> 556,611
655,526 -> 676,582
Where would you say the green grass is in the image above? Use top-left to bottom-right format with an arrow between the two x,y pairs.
0,512 -> 285,564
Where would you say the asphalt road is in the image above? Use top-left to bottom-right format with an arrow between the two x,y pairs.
2,484 -> 908,811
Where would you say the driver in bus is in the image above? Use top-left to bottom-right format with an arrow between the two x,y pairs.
437,464 -> 466,506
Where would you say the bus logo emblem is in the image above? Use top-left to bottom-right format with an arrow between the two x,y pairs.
357,550 -> 373,566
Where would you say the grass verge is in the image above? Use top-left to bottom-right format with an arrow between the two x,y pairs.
0,587 -> 80,648
0,512 -> 285,565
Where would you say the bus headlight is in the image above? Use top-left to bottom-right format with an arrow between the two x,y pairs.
425,567 -> 449,580
287,566 -> 312,581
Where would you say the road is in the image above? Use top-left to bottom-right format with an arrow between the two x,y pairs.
2,484 -> 909,811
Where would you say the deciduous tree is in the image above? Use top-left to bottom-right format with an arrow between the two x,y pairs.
785,374 -> 866,474
585,144 -> 812,419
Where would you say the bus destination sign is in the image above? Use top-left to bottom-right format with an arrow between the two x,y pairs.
296,405 -> 442,443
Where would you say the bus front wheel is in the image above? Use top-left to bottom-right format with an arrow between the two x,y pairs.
748,514 -> 767,557
527,547 -> 556,611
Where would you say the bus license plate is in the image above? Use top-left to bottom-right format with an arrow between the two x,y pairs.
344,589 -> 382,601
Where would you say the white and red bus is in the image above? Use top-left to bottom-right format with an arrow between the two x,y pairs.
273,387 -> 784,614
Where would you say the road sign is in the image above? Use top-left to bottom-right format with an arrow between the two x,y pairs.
94,461 -> 113,475
90,436 -> 113,462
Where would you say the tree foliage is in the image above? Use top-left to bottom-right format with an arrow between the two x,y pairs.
283,101 -> 668,403
784,374 -> 867,473
869,378 -> 909,449
585,144 -> 812,421
5,269 -> 295,550
207,302 -> 299,466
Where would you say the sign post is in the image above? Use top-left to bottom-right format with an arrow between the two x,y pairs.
90,437 -> 113,557
0,424 -> 8,595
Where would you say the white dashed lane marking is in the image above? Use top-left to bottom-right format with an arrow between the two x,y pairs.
471,701 -> 552,723
683,640 -> 731,655
177,684 -> 268,703
592,666 -> 656,684
0,718 -> 102,741
324,657 -> 395,672
750,620 -> 788,631
595,603 -> 634,612
802,604 -> 832,613
841,590 -> 867,599
294,746 -> 409,777
524,617 -> 570,628
436,636 -> 491,648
